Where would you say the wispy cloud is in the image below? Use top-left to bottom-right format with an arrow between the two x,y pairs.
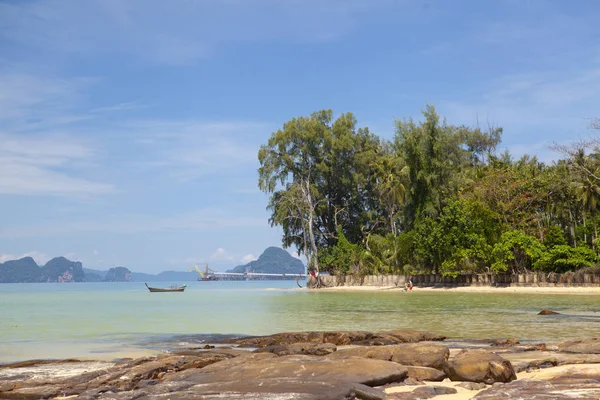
441,66 -> 600,137
1,208 -> 267,238
0,72 -> 95,125
0,133 -> 114,197
90,101 -> 143,113
126,120 -> 270,181
0,0 -> 390,66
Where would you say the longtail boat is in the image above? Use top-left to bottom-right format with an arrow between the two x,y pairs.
145,283 -> 186,292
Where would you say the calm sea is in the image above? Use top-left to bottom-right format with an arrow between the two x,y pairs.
1,281 -> 599,363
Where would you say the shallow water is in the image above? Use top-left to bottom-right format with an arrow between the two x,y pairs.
1,281 -> 599,362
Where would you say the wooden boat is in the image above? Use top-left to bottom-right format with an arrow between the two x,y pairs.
145,283 -> 186,292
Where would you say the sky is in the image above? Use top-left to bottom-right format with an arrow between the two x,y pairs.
1,0 -> 599,273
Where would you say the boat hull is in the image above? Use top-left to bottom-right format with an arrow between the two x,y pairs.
145,283 -> 186,292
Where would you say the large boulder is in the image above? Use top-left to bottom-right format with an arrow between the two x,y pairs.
444,349 -> 516,384
328,343 -> 449,370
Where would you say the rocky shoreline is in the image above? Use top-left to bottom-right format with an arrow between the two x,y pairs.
2,328 -> 600,399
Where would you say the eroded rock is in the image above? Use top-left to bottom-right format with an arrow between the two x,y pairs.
444,349 -> 517,384
328,343 -> 449,370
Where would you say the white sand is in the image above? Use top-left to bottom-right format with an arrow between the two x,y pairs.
319,285 -> 600,294
385,379 -> 487,399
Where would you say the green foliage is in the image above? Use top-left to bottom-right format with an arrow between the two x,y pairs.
543,225 -> 568,248
491,231 -> 546,274
258,105 -> 600,276
412,200 -> 501,276
534,245 -> 598,273
319,229 -> 360,276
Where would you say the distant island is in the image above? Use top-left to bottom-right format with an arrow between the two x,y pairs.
0,247 -> 304,283
226,247 -> 305,279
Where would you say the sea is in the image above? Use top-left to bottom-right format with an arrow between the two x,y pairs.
1,281 -> 600,363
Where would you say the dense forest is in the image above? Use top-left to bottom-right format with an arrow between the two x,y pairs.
258,106 -> 600,277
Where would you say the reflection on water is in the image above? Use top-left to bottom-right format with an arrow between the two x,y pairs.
1,281 -> 599,362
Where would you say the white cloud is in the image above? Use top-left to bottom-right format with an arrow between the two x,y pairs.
0,251 -> 51,265
241,254 -> 257,263
210,248 -> 234,261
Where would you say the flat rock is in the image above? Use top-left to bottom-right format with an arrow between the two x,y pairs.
404,366 -> 446,381
255,342 -> 337,356
444,349 -> 517,384
374,329 -> 446,343
328,343 -> 449,370
78,379 -> 386,400
0,361 -> 113,386
165,355 -> 408,387
558,338 -> 600,354
226,329 -> 445,348
474,379 -> 600,399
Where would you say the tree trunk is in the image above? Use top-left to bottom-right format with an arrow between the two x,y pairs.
302,179 -> 319,274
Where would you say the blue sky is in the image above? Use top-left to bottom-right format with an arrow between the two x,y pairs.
1,0 -> 599,273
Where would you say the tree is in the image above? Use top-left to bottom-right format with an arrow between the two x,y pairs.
370,148 -> 409,235
258,110 -> 379,272
394,105 -> 467,228
258,111 -> 333,272
491,231 -> 546,274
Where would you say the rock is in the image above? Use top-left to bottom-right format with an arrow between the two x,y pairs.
165,355 -> 408,387
456,381 -> 487,390
558,338 -> 600,354
538,309 -> 560,315
474,377 -> 600,399
0,384 -> 65,399
329,343 -> 449,370
374,329 -> 446,343
81,379 -> 387,400
354,338 -> 399,346
226,329 -> 445,348
491,339 -> 520,347
323,331 -> 371,345
388,385 -> 458,399
227,331 -> 326,347
255,342 -> 337,356
444,349 -> 517,384
404,366 -> 446,381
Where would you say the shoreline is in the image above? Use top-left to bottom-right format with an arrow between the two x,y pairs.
318,284 -> 600,294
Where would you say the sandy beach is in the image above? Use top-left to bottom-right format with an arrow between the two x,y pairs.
319,284 -> 600,294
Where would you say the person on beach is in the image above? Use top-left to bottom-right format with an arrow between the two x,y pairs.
409,280 -> 413,291
403,282 -> 408,291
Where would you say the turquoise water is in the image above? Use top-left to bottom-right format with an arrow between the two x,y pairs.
1,281 -> 600,363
